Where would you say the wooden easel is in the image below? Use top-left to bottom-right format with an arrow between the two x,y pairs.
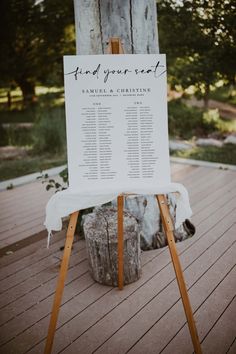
44,38 -> 202,354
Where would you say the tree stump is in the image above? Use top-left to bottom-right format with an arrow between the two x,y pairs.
83,206 -> 141,287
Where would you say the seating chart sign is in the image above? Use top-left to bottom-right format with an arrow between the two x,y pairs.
63,54 -> 170,193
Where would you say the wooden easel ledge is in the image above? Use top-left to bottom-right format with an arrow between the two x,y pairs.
107,37 -> 124,54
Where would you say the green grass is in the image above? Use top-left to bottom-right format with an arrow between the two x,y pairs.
0,108 -> 38,124
168,99 -> 205,139
0,86 -> 64,124
0,125 -> 33,146
168,99 -> 236,139
0,154 -> 67,181
32,106 -> 66,154
171,144 -> 236,165
213,115 -> 236,133
0,87 -> 68,181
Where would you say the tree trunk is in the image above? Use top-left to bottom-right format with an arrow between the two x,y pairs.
83,206 -> 141,286
73,0 -> 163,249
7,90 -> 11,109
73,0 -> 159,54
18,78 -> 36,105
203,82 -> 210,109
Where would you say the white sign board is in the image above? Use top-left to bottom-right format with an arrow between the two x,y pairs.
63,54 -> 170,194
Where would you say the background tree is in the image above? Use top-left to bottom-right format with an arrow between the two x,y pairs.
74,0 -> 159,54
157,0 -> 236,106
0,0 -> 75,104
73,0 -> 162,250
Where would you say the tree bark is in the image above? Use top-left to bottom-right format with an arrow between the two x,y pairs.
203,82 -> 210,109
73,0 -> 159,54
18,78 -> 36,105
83,206 -> 141,286
7,90 -> 11,109
73,1 -> 185,250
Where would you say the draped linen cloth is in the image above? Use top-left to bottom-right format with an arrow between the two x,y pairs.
44,182 -> 192,248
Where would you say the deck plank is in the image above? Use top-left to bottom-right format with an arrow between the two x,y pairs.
127,225 -> 236,354
162,262 -> 236,354
192,178 -> 236,215
0,228 -> 66,268
0,243 -> 84,294
55,223 -> 236,354
0,244 -> 87,309
0,232 -> 66,281
0,187 -> 234,330
0,180 -> 54,250
227,338 -> 236,354
0,163 -> 235,354
23,208 -> 236,354
201,296 -> 236,354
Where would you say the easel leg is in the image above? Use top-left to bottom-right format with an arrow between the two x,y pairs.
156,195 -> 202,354
44,211 -> 79,354
117,195 -> 124,290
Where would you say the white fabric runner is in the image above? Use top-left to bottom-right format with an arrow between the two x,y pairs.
44,182 -> 192,247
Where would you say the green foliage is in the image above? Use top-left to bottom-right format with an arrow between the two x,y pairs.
0,125 -> 8,146
0,0 -> 75,102
59,167 -> 68,184
0,154 -> 66,181
209,85 -> 236,106
0,86 -> 64,124
168,99 -> 235,139
0,108 -> 37,124
157,0 -> 236,99
38,167 -> 68,193
76,207 -> 95,238
32,107 -> 66,154
168,99 -> 215,139
39,167 -> 94,238
0,87 -> 67,152
0,121 -> 33,147
202,109 -> 220,129
171,144 -> 236,166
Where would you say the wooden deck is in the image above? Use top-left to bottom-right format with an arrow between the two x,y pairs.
0,162 -> 235,353
0,178 -> 56,253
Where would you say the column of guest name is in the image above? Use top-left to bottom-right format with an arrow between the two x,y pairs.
80,104 -> 116,180
97,105 -> 116,180
81,107 -> 98,180
140,105 -> 157,178
124,102 -> 157,179
124,105 -> 140,178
